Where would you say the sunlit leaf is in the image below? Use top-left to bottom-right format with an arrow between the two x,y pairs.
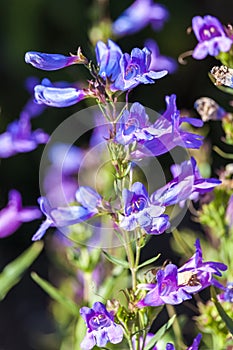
0,241 -> 43,301
137,254 -> 161,270
31,272 -> 79,316
211,286 -> 233,335
102,250 -> 129,269
144,314 -> 176,350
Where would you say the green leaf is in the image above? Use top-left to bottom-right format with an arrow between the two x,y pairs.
137,254 -> 161,270
211,286 -> 233,335
102,250 -> 129,269
172,229 -> 194,257
144,314 -> 176,350
0,241 -> 43,301
31,272 -> 79,316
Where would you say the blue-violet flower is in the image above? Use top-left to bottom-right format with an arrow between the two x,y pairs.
120,182 -> 170,234
0,190 -> 41,238
80,302 -> 123,349
112,0 -> 169,36
192,15 -> 232,59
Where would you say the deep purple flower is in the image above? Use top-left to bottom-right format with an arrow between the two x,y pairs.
132,95 -> 203,158
0,115 -> 49,158
138,239 -> 227,307
226,194 -> 233,228
150,157 -> 221,207
120,182 -> 170,234
115,96 -> 203,158
80,302 -> 123,349
95,40 -> 123,82
34,78 -> 88,107
0,190 -> 41,238
144,39 -> 178,74
112,0 -> 169,36
112,47 -> 167,91
192,15 -> 232,59
32,186 -> 102,241
25,50 -> 87,71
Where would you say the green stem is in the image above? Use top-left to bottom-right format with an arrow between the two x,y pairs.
166,304 -> 185,349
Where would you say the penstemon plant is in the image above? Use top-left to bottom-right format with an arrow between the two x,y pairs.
1,1 -> 233,350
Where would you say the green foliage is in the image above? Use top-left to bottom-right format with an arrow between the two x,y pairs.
0,241 -> 43,300
31,272 -> 80,316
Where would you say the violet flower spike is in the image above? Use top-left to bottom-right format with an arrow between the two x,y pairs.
0,115 -> 49,158
138,239 -> 227,307
32,186 -> 102,241
112,0 -> 169,36
120,182 -> 170,235
95,39 -> 123,82
80,302 -> 123,349
113,47 -> 167,91
25,49 -> 87,71
192,15 -> 233,59
34,78 -> 88,107
150,157 -> 221,207
166,334 -> 202,350
0,190 -> 41,238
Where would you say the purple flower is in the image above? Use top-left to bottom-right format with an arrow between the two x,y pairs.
144,39 -> 178,74
150,157 -> 221,207
32,186 -> 102,241
112,0 -> 169,36
120,182 -> 170,234
112,47 -> 167,91
115,96 -> 203,159
219,282 -> 233,302
25,50 -> 87,71
226,194 -> 233,228
192,15 -> 232,59
0,115 -> 49,158
166,334 -> 202,350
132,95 -> 203,158
95,40 -> 123,82
80,302 -> 123,349
34,78 -> 88,107
0,190 -> 41,238
138,239 -> 227,307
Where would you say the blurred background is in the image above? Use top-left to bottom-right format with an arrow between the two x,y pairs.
1,0 -> 233,349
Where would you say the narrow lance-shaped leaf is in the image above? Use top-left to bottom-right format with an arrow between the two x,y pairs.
211,286 -> 233,335
137,254 -> 161,270
102,250 -> 129,269
144,314 -> 176,350
0,241 -> 43,301
31,272 -> 79,316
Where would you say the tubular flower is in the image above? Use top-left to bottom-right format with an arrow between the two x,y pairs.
112,0 -> 169,36
150,157 -> 221,207
95,39 -> 123,82
120,182 -> 170,234
80,302 -> 123,349
25,49 -> 87,71
34,78 -> 88,107
115,96 -> 203,159
138,239 -> 227,307
0,114 -> 49,158
113,47 -> 167,91
0,190 -> 41,238
192,15 -> 232,59
32,186 -> 102,240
